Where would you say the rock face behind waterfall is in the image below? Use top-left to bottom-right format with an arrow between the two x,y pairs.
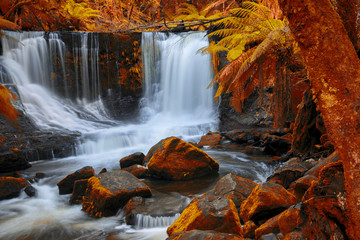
82,170 -> 152,217
145,137 -> 219,181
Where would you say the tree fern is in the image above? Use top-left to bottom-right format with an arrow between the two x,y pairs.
204,1 -> 295,112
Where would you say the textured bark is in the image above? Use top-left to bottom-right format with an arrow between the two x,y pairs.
277,0 -> 360,239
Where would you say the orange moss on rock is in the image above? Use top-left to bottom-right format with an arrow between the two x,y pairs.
146,137 -> 219,181
278,206 -> 302,236
82,170 -> 151,217
0,177 -> 27,200
197,132 -> 222,148
0,84 -> 18,122
239,182 -> 296,223
57,166 -> 95,195
167,197 -> 243,237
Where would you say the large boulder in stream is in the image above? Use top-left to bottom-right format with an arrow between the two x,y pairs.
57,166 -> 95,195
0,177 -> 27,200
82,170 -> 152,217
145,137 -> 219,181
167,197 -> 243,237
239,182 -> 296,224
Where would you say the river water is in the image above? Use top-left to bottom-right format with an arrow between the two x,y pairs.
0,31 -> 273,240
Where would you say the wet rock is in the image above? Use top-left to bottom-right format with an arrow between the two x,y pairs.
197,132 -> 222,148
125,194 -> 188,226
69,179 -> 88,204
255,214 -> 281,239
267,158 -> 309,189
167,230 -> 245,240
121,165 -> 149,179
146,137 -> 219,181
82,170 -> 152,217
0,152 -> 31,174
57,166 -> 95,195
167,197 -> 242,236
98,168 -> 107,174
35,172 -> 46,179
24,185 -> 37,197
239,182 -> 296,223
200,173 -> 258,209
243,220 -> 257,238
120,152 -> 145,169
0,177 -> 27,200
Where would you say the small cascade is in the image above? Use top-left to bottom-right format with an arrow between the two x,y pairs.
134,213 -> 181,229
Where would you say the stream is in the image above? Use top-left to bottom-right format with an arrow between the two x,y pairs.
0,31 -> 274,240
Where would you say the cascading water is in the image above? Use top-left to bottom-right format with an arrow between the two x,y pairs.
0,31 -> 274,240
0,31 -> 112,132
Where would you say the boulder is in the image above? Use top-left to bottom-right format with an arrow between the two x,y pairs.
197,132 -> 222,148
290,175 -> 318,200
120,152 -> 145,169
57,166 -> 95,195
69,179 -> 89,204
262,133 -> 292,155
121,165 -> 149,179
267,158 -> 309,188
125,195 -> 188,226
200,173 -> 258,209
167,230 -> 245,240
82,170 -> 152,217
259,233 -> 279,240
255,214 -> 281,239
278,205 -> 302,236
305,152 -> 339,177
146,137 -> 219,181
0,177 -> 27,200
239,182 -> 296,223
299,162 -> 347,239
167,197 -> 242,237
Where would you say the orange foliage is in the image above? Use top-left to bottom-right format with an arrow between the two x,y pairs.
0,84 -> 18,122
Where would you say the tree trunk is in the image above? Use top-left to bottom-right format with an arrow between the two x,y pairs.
277,0 -> 360,239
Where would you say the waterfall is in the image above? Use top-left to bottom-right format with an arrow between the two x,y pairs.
75,31 -> 217,159
141,31 -> 215,119
0,31 -> 111,132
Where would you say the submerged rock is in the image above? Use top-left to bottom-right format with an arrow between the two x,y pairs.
57,166 -> 95,195
120,152 -> 145,169
167,197 -> 242,237
0,177 -> 27,200
146,137 -> 219,181
24,185 -> 37,197
167,230 -> 245,240
82,170 -> 152,217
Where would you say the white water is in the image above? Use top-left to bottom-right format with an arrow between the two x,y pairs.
0,31 -> 273,240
